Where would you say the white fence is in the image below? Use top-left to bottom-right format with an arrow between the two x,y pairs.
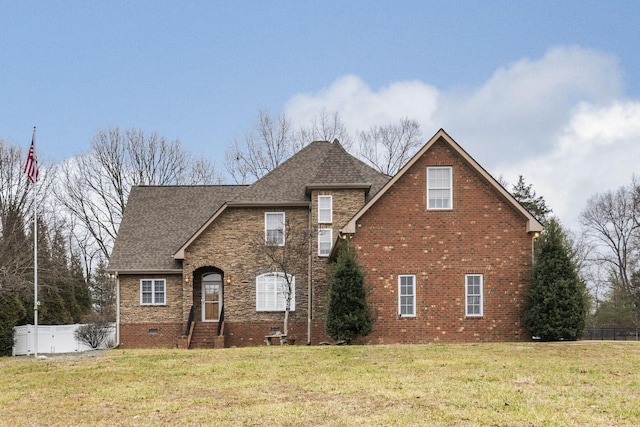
12,324 -> 116,356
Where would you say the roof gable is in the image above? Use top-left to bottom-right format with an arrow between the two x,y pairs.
173,140 -> 390,260
341,129 -> 544,234
108,185 -> 245,272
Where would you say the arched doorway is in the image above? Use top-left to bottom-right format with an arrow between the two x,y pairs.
202,272 -> 223,322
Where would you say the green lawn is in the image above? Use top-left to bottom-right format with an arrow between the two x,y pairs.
1,342 -> 639,426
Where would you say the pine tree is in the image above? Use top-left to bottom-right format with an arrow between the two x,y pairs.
525,218 -> 587,340
33,219 -> 72,325
326,241 -> 373,343
70,254 -> 92,322
50,229 -> 78,323
90,260 -> 116,322
0,292 -> 26,356
511,175 -> 552,224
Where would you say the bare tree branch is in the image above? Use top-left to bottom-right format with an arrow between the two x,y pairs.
357,118 -> 422,175
55,127 -> 220,260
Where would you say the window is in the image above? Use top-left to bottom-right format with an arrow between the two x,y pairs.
398,275 -> 416,317
265,212 -> 285,246
318,228 -> 333,257
465,274 -> 483,316
318,195 -> 332,223
427,167 -> 452,209
140,279 -> 166,305
256,273 -> 295,311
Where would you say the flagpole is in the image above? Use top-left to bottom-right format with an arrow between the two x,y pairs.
24,126 -> 40,357
34,175 -> 38,358
31,127 -> 39,358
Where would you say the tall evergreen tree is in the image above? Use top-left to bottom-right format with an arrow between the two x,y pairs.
511,175 -> 552,224
90,260 -> 116,322
50,228 -> 78,323
70,253 -> 92,322
525,218 -> 588,340
326,241 -> 373,343
0,292 -> 25,356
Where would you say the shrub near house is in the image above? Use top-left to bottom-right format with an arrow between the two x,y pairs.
108,129 -> 542,348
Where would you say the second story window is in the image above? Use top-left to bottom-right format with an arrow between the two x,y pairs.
318,195 -> 332,223
265,212 -> 285,246
318,228 -> 332,257
427,167 -> 452,210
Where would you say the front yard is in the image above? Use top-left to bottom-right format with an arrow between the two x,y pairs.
1,342 -> 638,426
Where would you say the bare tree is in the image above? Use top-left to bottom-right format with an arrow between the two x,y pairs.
225,109 -> 359,185
0,138 -> 54,294
225,110 -> 295,184
295,108 -> 353,151
254,216 -> 310,337
55,127 -> 220,260
357,118 -> 422,175
580,183 -> 640,320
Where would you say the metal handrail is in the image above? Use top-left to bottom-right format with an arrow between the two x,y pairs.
185,305 -> 194,336
217,305 -> 224,336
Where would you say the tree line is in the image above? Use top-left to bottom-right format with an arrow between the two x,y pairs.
0,109 -> 637,354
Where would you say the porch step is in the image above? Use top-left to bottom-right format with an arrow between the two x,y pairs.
189,322 -> 220,349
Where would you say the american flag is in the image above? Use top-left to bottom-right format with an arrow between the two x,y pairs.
23,130 -> 39,184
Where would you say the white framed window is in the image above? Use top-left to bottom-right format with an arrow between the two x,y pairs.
140,279 -> 166,305
318,195 -> 333,223
465,274 -> 483,316
398,275 -> 416,317
318,228 -> 333,257
427,166 -> 452,210
265,212 -> 285,246
256,272 -> 295,311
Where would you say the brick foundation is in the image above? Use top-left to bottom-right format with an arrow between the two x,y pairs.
119,323 -> 184,348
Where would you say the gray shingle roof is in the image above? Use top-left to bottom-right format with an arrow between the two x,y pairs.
108,140 -> 389,272
235,140 -> 389,203
108,185 -> 245,271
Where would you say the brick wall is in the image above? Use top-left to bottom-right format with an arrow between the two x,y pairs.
309,189 -> 367,321
351,138 -> 534,343
184,206 -> 311,326
224,320 -> 333,346
119,322 -> 183,348
119,274 -> 183,324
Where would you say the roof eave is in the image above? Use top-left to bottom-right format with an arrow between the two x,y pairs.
305,183 -> 371,195
226,201 -> 310,208
106,268 -> 184,275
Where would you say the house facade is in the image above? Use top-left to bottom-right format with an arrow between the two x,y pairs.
108,129 -> 542,348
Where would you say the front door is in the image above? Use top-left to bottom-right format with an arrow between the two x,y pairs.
202,273 -> 222,322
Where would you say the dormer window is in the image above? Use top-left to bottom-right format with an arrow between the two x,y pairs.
318,195 -> 332,223
427,167 -> 452,210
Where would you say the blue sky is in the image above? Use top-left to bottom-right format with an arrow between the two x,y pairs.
2,1 -> 640,230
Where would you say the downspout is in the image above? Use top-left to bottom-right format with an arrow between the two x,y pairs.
307,204 -> 312,345
114,272 -> 120,347
531,232 -> 540,265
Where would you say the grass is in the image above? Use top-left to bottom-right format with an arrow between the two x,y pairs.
1,342 -> 639,426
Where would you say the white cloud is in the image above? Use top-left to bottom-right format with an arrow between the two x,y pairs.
283,46 -> 636,232
437,46 -> 622,166
499,101 -> 640,231
284,75 -> 440,134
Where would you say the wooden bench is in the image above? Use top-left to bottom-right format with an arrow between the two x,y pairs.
265,334 -> 287,345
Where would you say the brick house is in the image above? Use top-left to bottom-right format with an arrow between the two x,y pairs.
107,129 -> 542,348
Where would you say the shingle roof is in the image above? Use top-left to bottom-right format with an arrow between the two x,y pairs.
234,140 -> 389,203
108,140 -> 390,272
108,185 -> 245,271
